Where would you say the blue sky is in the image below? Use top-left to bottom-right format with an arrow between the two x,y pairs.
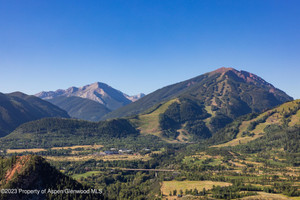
0,0 -> 299,98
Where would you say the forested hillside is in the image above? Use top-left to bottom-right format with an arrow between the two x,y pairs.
0,155 -> 103,200
0,118 -> 139,149
0,92 -> 69,137
103,68 -> 292,120
47,96 -> 111,121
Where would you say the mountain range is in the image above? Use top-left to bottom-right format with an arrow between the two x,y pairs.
0,67 -> 298,200
35,82 -> 145,121
35,82 -> 145,110
0,67 -> 293,145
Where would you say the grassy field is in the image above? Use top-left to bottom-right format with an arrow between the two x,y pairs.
131,98 -> 180,136
6,144 -> 104,154
6,148 -> 46,153
212,135 -> 262,147
45,154 -> 151,162
72,171 -> 102,180
241,192 -> 295,200
51,144 -> 103,150
289,109 -> 300,126
183,153 -> 223,166
161,180 -> 232,197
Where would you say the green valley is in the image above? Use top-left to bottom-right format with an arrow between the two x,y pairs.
0,68 -> 299,200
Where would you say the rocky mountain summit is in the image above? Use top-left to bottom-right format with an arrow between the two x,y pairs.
36,82 -> 144,111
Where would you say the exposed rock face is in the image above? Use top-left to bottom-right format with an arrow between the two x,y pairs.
124,93 -> 145,102
35,82 -> 144,110
208,67 -> 291,102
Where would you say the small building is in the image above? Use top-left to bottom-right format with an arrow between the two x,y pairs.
104,150 -> 118,155
118,149 -> 132,154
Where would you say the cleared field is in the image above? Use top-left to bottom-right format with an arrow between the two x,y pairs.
6,144 -> 103,154
241,192 -> 293,200
289,109 -> 300,126
183,153 -> 223,166
203,105 -> 216,128
72,171 -> 102,180
212,135 -> 263,147
51,144 -> 103,150
6,148 -> 46,153
45,154 -> 151,162
176,129 -> 189,142
161,180 -> 232,196
131,98 -> 180,136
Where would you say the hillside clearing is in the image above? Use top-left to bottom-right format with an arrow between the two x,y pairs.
161,180 -> 232,196
6,148 -> 46,153
45,154 -> 151,162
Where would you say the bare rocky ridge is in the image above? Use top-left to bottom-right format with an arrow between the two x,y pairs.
35,82 -> 145,111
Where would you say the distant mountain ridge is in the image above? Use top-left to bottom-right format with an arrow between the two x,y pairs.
102,67 -> 292,120
35,82 -> 145,111
0,67 -> 294,145
0,92 -> 69,137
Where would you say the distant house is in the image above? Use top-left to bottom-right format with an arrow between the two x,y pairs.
118,149 -> 132,154
104,150 -> 118,155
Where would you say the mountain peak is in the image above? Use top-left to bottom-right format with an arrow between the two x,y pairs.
88,82 -> 108,89
36,82 -> 144,110
208,67 -> 273,88
211,67 -> 236,74
103,67 -> 292,120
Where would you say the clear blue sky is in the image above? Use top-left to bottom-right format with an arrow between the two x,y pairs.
0,0 -> 299,99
